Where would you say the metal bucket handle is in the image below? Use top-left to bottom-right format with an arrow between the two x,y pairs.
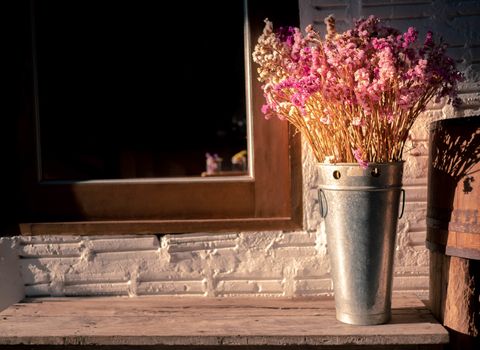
318,188 -> 328,218
399,188 -> 405,219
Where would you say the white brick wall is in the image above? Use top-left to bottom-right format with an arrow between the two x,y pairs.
2,0 -> 479,300
16,231 -> 331,298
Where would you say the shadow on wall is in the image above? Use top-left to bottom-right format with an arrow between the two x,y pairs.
0,238 -> 25,311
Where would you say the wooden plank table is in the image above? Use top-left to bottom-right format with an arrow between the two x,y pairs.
0,295 -> 448,349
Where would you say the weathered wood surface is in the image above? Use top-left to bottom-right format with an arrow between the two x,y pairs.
0,295 -> 448,347
429,251 -> 479,349
429,252 -> 479,349
444,256 -> 479,337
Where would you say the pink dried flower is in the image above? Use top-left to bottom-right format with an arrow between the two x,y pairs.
402,27 -> 418,48
261,104 -> 272,116
424,31 -> 434,48
353,148 -> 369,169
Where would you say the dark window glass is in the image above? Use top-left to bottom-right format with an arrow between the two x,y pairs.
34,0 -> 247,180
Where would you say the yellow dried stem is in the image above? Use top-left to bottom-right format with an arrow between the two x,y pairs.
324,15 -> 337,41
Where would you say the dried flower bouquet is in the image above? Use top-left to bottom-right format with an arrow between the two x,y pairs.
253,16 -> 463,167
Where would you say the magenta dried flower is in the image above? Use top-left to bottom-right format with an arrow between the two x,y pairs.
354,148 -> 369,169
276,26 -> 296,46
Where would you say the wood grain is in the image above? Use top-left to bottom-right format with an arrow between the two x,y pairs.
0,295 -> 448,347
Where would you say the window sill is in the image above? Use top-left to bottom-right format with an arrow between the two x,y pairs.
0,294 -> 448,349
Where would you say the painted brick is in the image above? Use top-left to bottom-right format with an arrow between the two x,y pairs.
426,97 -> 447,111
409,110 -> 443,141
396,243 -> 430,269
88,236 -> 159,252
408,231 -> 427,246
167,233 -> 238,244
302,141 -> 324,232
237,231 -> 283,252
361,2 -> 433,21
402,200 -> 428,215
63,282 -> 129,297
168,251 -> 197,262
406,140 -> 429,158
217,280 -> 260,294
311,4 -> 349,23
63,272 -> 129,285
137,271 -> 204,283
401,202 -> 428,230
19,243 -> 82,258
274,231 -> 316,247
395,265 -> 429,276
402,176 -> 428,187
403,185 -> 428,203
302,140 -> 320,184
257,280 -> 284,294
20,257 -> 80,268
168,240 -> 237,253
216,279 -> 284,296
449,46 -> 480,62
294,255 -> 331,278
459,81 -> 480,93
137,281 -> 204,296
305,188 -> 322,232
20,263 -> 50,285
439,19 -> 480,48
271,246 -> 318,259
216,271 -> 283,282
394,289 -> 429,300
393,275 -> 429,291
18,236 -> 160,257
403,154 -> 429,181
295,278 -> 333,295
397,228 -> 428,250
90,250 -> 160,262
458,92 -> 480,108
19,236 -> 82,244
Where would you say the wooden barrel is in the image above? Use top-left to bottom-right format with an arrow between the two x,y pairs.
426,116 -> 480,348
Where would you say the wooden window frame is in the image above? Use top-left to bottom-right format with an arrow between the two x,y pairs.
7,0 -> 302,235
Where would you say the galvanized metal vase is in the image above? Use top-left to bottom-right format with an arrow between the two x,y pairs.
318,162 -> 405,325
